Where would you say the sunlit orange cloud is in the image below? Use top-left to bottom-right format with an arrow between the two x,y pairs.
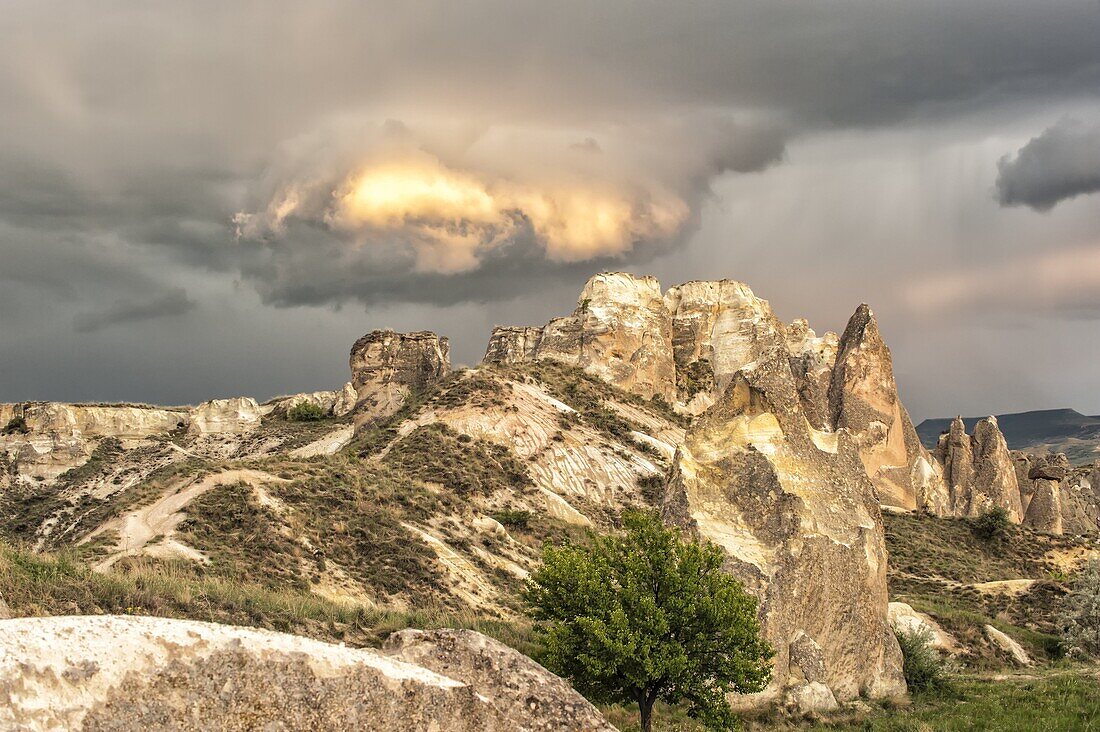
903,245 -> 1100,314
309,156 -> 690,273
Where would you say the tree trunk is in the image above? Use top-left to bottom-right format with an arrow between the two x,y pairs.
640,697 -> 654,732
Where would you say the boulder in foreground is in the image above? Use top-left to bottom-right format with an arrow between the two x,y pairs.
0,615 -> 604,732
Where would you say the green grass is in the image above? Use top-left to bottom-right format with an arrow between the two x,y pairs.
0,540 -> 536,654
802,671 -> 1100,731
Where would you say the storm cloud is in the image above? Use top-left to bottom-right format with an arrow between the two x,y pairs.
73,288 -> 196,334
996,118 -> 1100,210
2,0 -> 1100,416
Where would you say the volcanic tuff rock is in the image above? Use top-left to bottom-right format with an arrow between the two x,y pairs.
828,305 -> 948,514
384,629 -> 615,732
486,274 -> 948,514
0,616 -> 603,731
934,416 -> 1023,521
485,273 -> 677,401
350,329 -> 450,424
0,402 -> 188,487
664,345 -> 906,707
1014,453 -> 1100,535
483,326 -> 544,365
188,397 -> 263,435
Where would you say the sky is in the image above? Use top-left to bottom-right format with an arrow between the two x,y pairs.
2,1 -> 1100,421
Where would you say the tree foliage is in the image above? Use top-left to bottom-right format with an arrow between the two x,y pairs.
894,626 -> 951,694
287,401 -> 326,421
1061,560 -> 1100,660
972,506 -> 1011,542
524,510 -> 773,732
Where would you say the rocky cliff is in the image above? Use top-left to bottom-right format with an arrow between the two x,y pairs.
664,346 -> 906,710
486,273 -> 677,402
350,329 -> 451,424
485,274 -> 947,514
828,305 -> 948,514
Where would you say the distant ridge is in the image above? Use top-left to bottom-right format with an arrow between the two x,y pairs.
916,408 -> 1100,465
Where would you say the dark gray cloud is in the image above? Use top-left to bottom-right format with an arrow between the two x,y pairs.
73,288 -> 196,334
2,1 -> 1100,415
996,117 -> 1100,210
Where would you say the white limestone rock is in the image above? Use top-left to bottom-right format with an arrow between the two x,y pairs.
983,624 -> 1033,666
188,397 -> 262,435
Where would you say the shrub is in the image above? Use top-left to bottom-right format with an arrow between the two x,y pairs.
1,416 -> 28,435
636,474 -> 665,505
287,401 -> 327,421
972,506 -> 1011,542
894,625 -> 951,694
490,509 -> 533,530
1060,560 -> 1100,660
525,510 -> 772,732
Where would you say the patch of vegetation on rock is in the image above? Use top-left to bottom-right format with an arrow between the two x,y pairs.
1,416 -> 29,435
384,423 -> 533,495
176,483 -> 309,591
676,358 -> 715,402
287,401 -> 326,422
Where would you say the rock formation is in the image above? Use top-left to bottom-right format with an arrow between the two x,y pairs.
0,402 -> 188,486
1012,452 -> 1100,535
785,318 -> 839,430
0,615 -> 605,731
350,329 -> 450,423
188,397 -> 263,435
485,274 -> 946,514
888,602 -> 958,653
983,624 -> 1033,666
828,305 -> 948,514
485,273 -> 676,402
483,326 -> 544,365
266,383 -> 357,418
384,629 -> 615,732
934,416 -> 1023,521
664,345 -> 906,709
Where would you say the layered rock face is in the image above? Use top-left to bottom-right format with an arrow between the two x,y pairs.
486,273 -> 677,401
828,305 -> 948,514
483,326 -> 544,365
664,347 -> 906,709
0,615 -> 604,731
934,416 -> 1024,522
484,273 -> 945,514
384,629 -> 615,732
188,397 -> 263,435
350,329 -> 450,423
1,402 -> 188,485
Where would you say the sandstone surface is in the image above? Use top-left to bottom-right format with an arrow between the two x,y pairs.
935,416 -> 1022,521
188,397 -> 262,435
664,345 -> 906,706
828,305 -> 949,514
350,329 -> 450,424
384,628 -> 615,731
888,602 -> 958,653
0,615 -> 510,731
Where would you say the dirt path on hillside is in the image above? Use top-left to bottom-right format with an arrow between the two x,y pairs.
89,468 -> 286,571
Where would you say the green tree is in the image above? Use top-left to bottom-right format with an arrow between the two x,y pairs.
524,510 -> 773,732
